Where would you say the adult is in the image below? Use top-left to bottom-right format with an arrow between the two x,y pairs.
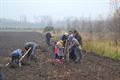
74,30 -> 83,47
61,32 -> 68,47
10,48 -> 23,66
68,35 -> 81,63
45,32 -> 52,46
24,42 -> 39,60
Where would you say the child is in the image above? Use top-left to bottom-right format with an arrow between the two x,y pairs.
55,40 -> 65,62
54,44 -> 58,59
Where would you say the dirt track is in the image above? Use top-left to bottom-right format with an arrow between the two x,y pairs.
0,32 -> 120,80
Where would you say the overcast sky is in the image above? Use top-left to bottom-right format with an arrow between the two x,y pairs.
0,0 -> 110,22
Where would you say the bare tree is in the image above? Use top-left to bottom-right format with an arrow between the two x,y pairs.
108,0 -> 120,45
40,16 -> 53,27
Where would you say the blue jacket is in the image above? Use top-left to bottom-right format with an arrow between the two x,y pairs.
11,49 -> 22,57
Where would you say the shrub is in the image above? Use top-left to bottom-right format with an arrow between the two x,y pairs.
44,26 -> 54,32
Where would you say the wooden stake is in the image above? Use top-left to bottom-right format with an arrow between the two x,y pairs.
5,48 -> 31,67
19,48 -> 31,62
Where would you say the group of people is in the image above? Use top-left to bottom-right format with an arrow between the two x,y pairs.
10,42 -> 39,67
46,30 -> 82,63
0,30 -> 82,80
4,30 -> 82,67
0,42 -> 40,80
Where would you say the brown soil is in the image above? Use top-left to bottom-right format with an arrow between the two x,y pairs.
0,32 -> 120,80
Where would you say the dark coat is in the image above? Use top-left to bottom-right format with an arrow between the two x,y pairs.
74,34 -> 82,47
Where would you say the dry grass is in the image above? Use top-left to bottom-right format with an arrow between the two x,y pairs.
83,35 -> 120,60
51,32 -> 120,60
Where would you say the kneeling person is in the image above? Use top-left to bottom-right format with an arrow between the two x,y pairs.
10,49 -> 23,66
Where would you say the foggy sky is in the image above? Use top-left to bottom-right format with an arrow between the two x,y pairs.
0,0 -> 110,22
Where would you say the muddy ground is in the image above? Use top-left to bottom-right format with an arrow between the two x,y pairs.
0,32 -> 120,80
